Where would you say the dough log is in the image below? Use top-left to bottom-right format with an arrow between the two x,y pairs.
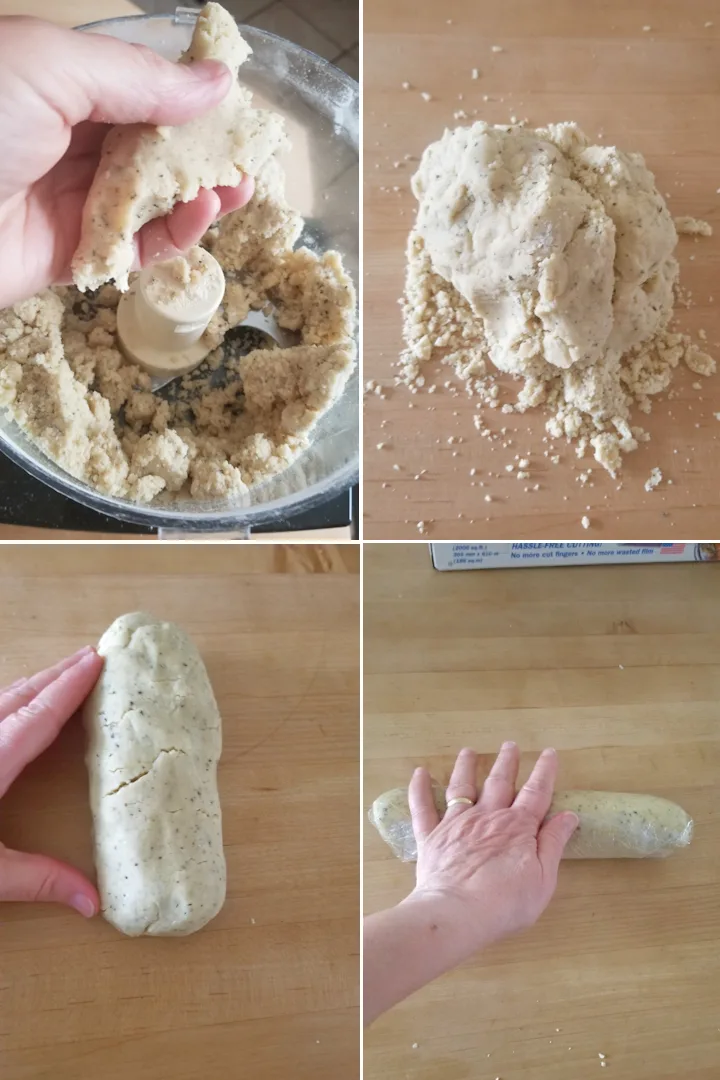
85,613 -> 226,935
369,784 -> 693,862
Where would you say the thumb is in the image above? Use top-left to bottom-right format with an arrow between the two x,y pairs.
2,18 -> 233,128
537,811 -> 579,873
0,846 -> 99,918
71,36 -> 233,127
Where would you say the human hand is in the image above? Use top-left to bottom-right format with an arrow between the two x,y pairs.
407,743 -> 579,956
0,17 -> 255,308
0,646 -> 104,916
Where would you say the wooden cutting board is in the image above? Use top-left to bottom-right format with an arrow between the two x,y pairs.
0,544 -> 359,1080
364,543 -> 720,1079
364,0 -> 720,540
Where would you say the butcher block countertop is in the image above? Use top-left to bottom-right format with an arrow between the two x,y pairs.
364,544 -> 720,1080
364,0 -> 720,540
0,0 -> 140,22
0,544 -> 359,1080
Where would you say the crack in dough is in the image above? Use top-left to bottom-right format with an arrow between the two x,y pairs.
104,747 -> 187,796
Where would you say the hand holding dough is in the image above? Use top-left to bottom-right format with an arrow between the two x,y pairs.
370,783 -> 693,862
84,613 -> 225,936
72,2 -> 286,292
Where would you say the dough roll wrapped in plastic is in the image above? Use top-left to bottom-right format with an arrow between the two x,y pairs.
369,784 -> 693,862
85,613 -> 226,936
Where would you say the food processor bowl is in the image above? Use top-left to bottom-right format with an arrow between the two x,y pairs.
0,7 -> 358,533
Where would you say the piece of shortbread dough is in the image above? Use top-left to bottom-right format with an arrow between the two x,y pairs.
84,612 -> 226,936
412,121 -> 678,373
72,2 -> 285,292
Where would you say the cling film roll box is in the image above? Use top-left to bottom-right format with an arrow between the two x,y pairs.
430,543 -> 720,570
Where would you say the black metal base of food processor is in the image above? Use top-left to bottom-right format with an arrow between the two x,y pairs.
0,453 -> 357,538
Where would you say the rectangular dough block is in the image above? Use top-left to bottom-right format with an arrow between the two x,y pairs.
85,612 -> 226,935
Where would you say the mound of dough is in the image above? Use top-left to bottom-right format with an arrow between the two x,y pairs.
413,121 -> 676,373
400,121 -> 715,475
72,2 -> 285,292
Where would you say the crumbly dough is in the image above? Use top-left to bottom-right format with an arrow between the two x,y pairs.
674,216 -> 713,237
0,19 -> 355,503
400,121 -> 714,476
84,613 -> 225,936
143,246 -> 221,312
370,784 -> 693,861
72,3 -> 285,292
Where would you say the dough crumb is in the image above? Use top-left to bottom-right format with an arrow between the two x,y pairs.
581,515 -> 590,529
644,467 -> 663,491
674,216 -> 713,236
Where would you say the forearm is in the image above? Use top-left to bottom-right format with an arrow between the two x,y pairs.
363,893 -> 477,1026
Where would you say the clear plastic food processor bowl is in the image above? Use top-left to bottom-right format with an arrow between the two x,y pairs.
0,7 -> 358,533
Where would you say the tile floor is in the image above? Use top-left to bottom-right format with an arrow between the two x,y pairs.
136,0 -> 358,80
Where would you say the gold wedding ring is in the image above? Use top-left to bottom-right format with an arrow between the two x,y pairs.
446,796 -> 475,808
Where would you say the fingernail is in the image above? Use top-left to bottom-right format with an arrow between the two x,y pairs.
69,645 -> 93,661
71,894 -> 96,918
501,740 -> 516,750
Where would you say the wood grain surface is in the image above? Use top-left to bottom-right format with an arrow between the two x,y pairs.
364,543 -> 720,1079
0,0 -> 140,24
0,544 -> 359,1080
364,0 -> 720,540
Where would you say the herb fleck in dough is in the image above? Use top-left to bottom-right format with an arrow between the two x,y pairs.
85,612 -> 225,936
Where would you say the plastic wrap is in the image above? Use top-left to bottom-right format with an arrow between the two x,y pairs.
369,784 -> 693,862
